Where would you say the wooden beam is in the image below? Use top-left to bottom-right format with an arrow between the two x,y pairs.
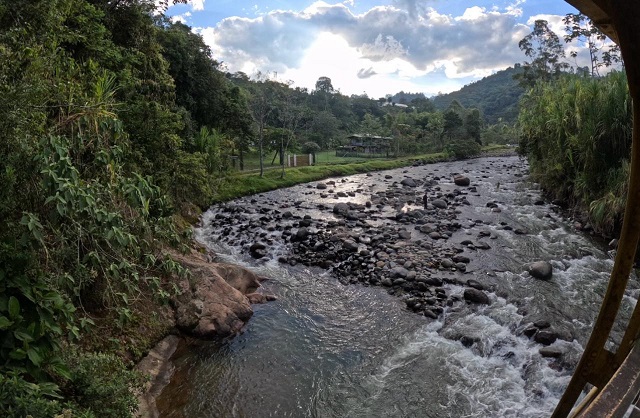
576,342 -> 640,417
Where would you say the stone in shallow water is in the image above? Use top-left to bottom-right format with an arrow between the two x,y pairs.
454,175 -> 470,186
534,330 -> 558,345
463,288 -> 490,305
528,261 -> 553,280
539,347 -> 563,358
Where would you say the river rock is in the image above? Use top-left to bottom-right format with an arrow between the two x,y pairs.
452,254 -> 470,264
424,309 -> 438,319
466,279 -> 484,290
333,203 -> 350,216
441,259 -> 454,268
419,224 -> 437,234
429,231 -> 442,240
534,330 -> 558,345
454,175 -> 471,186
342,239 -> 359,252
539,347 -> 563,358
391,266 -> 409,278
459,335 -> 478,347
432,199 -> 448,209
249,242 -> 268,259
528,261 -> 553,280
316,183 -> 328,190
463,288 -> 490,305
401,178 -> 418,187
294,227 -> 310,241
398,230 -> 412,240
534,320 -> 551,329
425,277 -> 443,286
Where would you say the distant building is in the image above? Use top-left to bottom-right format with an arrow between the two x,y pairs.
336,134 -> 392,158
381,102 -> 409,108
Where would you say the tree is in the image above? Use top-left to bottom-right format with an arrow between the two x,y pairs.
309,111 -> 340,149
278,85 -> 305,178
443,110 -> 464,141
517,20 -> 570,87
465,108 -> 482,145
314,76 -> 334,94
411,96 -> 436,113
249,77 -> 277,177
563,13 -> 622,77
359,114 -> 386,136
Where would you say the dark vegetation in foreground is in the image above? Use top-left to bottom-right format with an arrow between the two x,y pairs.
518,71 -> 631,237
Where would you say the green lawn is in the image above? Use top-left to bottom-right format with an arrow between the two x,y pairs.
234,149 -> 373,171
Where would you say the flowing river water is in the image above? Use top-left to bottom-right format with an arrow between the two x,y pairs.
157,156 -> 639,418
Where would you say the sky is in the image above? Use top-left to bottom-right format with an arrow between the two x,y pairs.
162,0 -> 591,98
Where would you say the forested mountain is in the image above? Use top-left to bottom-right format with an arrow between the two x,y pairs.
432,66 -> 525,124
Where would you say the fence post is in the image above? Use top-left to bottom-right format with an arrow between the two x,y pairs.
293,154 -> 297,167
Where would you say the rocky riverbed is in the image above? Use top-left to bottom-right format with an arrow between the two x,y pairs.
160,155 -> 639,418
200,157 -> 594,360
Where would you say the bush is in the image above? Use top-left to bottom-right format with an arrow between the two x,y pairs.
0,372 -> 64,418
443,139 -> 482,159
63,351 -> 144,418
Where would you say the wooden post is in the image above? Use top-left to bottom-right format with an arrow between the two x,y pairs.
553,2 -> 640,416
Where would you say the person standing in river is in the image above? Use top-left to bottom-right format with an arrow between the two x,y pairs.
422,191 -> 429,209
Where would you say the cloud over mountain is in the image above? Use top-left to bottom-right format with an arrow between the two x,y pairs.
200,2 -> 529,79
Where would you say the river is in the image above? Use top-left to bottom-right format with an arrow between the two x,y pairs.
157,156 -> 638,418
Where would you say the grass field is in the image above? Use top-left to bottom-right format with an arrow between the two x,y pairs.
235,149 -> 370,171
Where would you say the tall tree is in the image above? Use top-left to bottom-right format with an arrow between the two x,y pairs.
563,13 -> 622,77
517,20 -> 570,87
465,108 -> 483,145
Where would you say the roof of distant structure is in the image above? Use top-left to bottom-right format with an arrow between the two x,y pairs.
347,134 -> 392,140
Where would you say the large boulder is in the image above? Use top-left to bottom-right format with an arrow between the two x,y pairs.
169,251 -> 266,339
528,261 -> 553,280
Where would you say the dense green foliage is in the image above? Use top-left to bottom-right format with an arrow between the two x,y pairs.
519,71 -> 631,234
0,0 -> 244,415
432,67 -> 525,124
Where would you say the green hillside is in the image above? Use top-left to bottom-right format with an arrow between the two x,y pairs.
432,66 -> 525,124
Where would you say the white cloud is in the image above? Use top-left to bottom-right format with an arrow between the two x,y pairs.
527,14 -> 566,37
506,0 -> 526,17
196,3 -> 566,96
171,11 -> 191,24
188,0 -> 205,11
456,6 -> 487,21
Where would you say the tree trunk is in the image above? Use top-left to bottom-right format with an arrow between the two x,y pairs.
259,123 -> 264,177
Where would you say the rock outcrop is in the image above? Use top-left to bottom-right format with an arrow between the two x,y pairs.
168,250 -> 271,339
